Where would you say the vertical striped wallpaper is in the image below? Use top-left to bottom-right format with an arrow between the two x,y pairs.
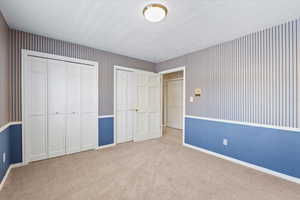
8,18 -> 300,127
9,29 -> 155,121
156,19 -> 300,128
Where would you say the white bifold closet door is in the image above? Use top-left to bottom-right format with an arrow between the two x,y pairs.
27,57 -> 48,161
25,55 -> 98,162
48,60 -> 67,158
116,70 -> 137,143
66,63 -> 81,154
80,66 -> 98,150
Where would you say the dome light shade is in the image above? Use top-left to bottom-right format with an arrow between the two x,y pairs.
143,4 -> 168,23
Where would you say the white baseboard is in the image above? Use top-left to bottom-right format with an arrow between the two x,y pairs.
10,163 -> 26,168
0,162 -> 26,191
96,143 -> 116,150
183,143 -> 300,185
0,166 -> 12,191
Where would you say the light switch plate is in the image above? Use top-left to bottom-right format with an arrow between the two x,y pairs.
223,139 -> 228,146
190,96 -> 194,102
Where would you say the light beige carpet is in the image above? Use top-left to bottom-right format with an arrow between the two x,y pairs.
1,128 -> 300,200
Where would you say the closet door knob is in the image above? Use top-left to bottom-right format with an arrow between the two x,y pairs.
55,112 -> 59,115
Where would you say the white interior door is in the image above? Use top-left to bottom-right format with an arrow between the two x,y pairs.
27,57 -> 48,162
167,79 -> 183,129
134,72 -> 161,141
116,70 -> 137,143
66,63 -> 81,154
80,66 -> 98,150
47,60 -> 67,158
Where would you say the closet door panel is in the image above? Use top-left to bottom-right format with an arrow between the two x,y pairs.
66,63 -> 81,153
81,114 -> 98,150
66,114 -> 81,154
27,57 -> 48,161
67,63 -> 81,114
116,111 -> 127,143
47,60 -> 68,158
48,60 -> 67,114
81,67 -> 98,114
116,70 -> 137,143
80,66 -> 98,150
30,116 -> 47,161
48,115 -> 66,157
134,73 -> 161,141
31,71 -> 46,115
116,70 -> 128,143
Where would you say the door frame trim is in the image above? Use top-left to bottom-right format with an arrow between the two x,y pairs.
159,66 -> 186,145
113,66 -> 156,145
22,49 -> 99,164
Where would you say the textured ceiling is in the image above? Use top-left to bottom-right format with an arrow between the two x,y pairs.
1,0 -> 300,63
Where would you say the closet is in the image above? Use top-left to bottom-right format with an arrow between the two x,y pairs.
23,54 -> 98,162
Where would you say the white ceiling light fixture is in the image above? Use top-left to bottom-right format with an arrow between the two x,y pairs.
143,3 -> 168,23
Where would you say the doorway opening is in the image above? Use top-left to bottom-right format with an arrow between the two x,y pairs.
160,67 -> 185,145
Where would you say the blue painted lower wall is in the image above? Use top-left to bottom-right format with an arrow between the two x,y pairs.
99,117 -> 114,146
0,127 -> 10,182
1,117 -> 299,181
0,124 -> 22,182
185,117 -> 300,179
9,124 -> 22,164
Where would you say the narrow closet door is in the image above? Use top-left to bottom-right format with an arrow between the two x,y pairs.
116,70 -> 128,143
127,72 -> 137,141
116,70 -> 137,143
47,60 -> 67,158
66,63 -> 81,154
27,57 -> 48,162
80,66 -> 98,150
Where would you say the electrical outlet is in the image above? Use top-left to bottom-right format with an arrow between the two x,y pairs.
3,152 -> 6,163
223,139 -> 228,146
